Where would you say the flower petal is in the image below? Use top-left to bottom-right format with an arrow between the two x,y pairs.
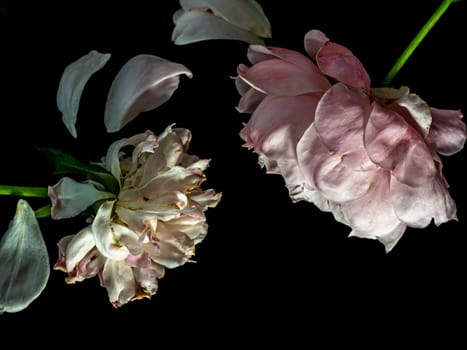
178,0 -> 271,38
101,260 -> 136,308
92,200 -> 130,260
63,226 -> 95,272
331,171 -> 407,252
57,50 -> 111,138
0,200 -> 49,313
104,55 -> 192,133
307,30 -> 370,91
172,9 -> 266,45
364,103 -> 436,187
313,83 -> 370,153
391,175 -> 457,228
396,91 -> 432,138
48,177 -> 115,219
426,107 -> 466,156
237,57 -> 328,96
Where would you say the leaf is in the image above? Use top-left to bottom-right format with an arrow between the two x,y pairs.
0,199 -> 50,314
37,147 -> 120,194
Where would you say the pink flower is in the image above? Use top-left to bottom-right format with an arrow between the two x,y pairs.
52,126 -> 221,307
235,29 -> 466,252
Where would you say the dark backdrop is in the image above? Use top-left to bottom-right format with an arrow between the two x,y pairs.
1,0 -> 466,344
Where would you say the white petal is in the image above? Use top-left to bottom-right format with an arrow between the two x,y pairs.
92,200 -> 129,260
101,260 -> 136,307
0,200 -> 50,313
64,226 -> 96,272
57,50 -> 111,138
48,177 -> 115,219
179,0 -> 271,38
172,9 -> 266,45
104,55 -> 192,133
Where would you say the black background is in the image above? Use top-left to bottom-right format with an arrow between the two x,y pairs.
1,0 -> 466,344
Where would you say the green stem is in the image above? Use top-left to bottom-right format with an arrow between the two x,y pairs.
382,0 -> 456,87
0,185 -> 49,198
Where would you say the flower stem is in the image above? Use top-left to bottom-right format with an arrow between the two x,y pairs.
381,0 -> 457,87
0,185 -> 49,198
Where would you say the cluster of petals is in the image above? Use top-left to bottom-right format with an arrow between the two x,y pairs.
235,29 -> 466,251
51,125 -> 221,307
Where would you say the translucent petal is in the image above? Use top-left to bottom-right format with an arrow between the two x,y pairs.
57,50 -> 111,138
0,200 -> 50,313
104,55 -> 192,133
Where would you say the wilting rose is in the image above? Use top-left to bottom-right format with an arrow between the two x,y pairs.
172,0 -> 271,45
235,29 -> 466,252
51,126 -> 221,307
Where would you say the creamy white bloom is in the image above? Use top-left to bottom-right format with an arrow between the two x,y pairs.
52,126 -> 221,307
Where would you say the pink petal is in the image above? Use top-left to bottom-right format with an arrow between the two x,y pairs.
172,9 -> 266,45
365,103 -> 436,187
331,170 -> 407,252
236,85 -> 266,113
304,29 -> 329,59
245,45 -> 331,90
396,91 -> 432,137
104,55 -> 192,133
426,107 -> 466,156
313,35 -> 370,91
390,175 -> 457,228
297,125 -> 379,203
313,83 -> 371,153
179,0 -> 271,38
57,50 -> 111,138
237,57 -> 329,96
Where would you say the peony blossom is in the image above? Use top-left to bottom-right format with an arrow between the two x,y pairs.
172,0 -> 271,45
234,29 -> 466,252
51,126 -> 221,307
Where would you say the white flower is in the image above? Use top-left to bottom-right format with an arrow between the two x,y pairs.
51,126 -> 221,307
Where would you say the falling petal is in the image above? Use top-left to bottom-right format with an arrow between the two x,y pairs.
57,50 -> 111,138
0,200 -> 50,313
104,55 -> 192,133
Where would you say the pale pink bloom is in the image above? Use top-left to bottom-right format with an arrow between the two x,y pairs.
172,0 -> 271,45
57,51 -> 192,136
51,126 -> 221,307
235,29 -> 466,252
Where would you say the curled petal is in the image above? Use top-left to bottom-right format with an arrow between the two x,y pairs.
391,175 -> 457,228
304,29 -> 329,59
133,263 -> 165,296
57,50 -> 111,138
0,200 -> 49,313
101,260 -> 136,308
172,9 -> 266,45
104,55 -> 193,133
62,226 -> 95,273
147,225 -> 195,268
174,0 -> 271,44
92,200 -> 130,260
365,103 -> 436,187
307,30 -> 370,91
396,91 -> 432,138
49,177 -> 115,219
332,171 -> 407,252
426,107 -> 466,156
